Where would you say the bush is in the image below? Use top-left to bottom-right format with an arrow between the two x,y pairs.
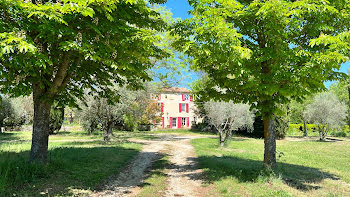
289,124 -> 317,131
49,103 -> 65,135
331,131 -> 347,137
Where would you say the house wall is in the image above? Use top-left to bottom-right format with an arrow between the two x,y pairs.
155,92 -> 199,129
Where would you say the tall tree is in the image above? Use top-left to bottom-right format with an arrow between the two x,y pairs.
176,0 -> 350,168
0,0 -> 168,163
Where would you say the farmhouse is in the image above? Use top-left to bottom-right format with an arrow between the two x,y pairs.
152,87 -> 200,129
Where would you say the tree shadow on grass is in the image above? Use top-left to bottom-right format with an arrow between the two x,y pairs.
0,132 -> 22,141
192,155 -> 339,191
0,145 -> 140,197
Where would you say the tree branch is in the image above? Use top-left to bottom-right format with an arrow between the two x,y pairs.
50,53 -> 71,96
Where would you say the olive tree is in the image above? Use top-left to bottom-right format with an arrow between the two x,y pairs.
0,0 -> 168,163
78,84 -> 160,140
304,92 -> 347,141
204,101 -> 254,146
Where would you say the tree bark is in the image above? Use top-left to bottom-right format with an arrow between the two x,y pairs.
303,119 -> 308,137
30,85 -> 51,163
263,116 -> 276,169
225,130 -> 232,144
0,120 -> 3,133
219,130 -> 225,147
104,121 -> 113,141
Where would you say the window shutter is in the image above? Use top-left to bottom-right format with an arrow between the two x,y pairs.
179,103 -> 182,112
158,94 -> 161,100
178,117 -> 181,128
170,117 -> 172,128
186,103 -> 189,113
187,117 -> 189,127
190,95 -> 193,101
162,117 -> 165,129
161,103 -> 164,112
182,94 -> 185,101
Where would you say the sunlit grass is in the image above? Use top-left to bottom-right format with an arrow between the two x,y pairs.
0,139 -> 141,196
192,137 -> 350,197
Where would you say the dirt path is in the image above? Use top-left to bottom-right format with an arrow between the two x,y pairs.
164,136 -> 206,197
91,135 -> 209,197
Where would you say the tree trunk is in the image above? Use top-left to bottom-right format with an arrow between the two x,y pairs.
263,116 -> 276,169
0,120 -> 3,133
303,120 -> 308,137
69,112 -> 73,124
30,86 -> 51,163
320,126 -> 326,141
224,130 -> 232,144
219,130 -> 225,147
104,121 -> 113,141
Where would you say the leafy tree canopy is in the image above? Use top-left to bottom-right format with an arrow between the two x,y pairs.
176,0 -> 350,116
0,0 -> 169,106
175,0 -> 350,168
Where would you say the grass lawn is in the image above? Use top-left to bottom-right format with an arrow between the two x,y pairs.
192,137 -> 350,197
0,131 -> 142,196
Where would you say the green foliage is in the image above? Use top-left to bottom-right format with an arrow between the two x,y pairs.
329,79 -> 349,104
331,131 -> 348,137
0,0 -> 169,107
304,92 -> 347,140
273,106 -> 289,139
49,103 -> 64,134
289,124 -> 317,131
288,96 -> 314,124
0,96 -> 27,129
78,84 -> 160,135
175,0 -> 350,117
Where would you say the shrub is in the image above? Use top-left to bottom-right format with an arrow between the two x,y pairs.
331,131 -> 347,137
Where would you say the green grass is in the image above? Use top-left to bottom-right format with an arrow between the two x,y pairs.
138,154 -> 170,197
287,124 -> 350,137
0,139 -> 141,196
192,137 -> 350,197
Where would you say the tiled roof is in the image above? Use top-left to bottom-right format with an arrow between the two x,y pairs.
162,87 -> 191,93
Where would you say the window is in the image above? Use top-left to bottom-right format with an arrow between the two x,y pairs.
181,103 -> 186,112
172,118 -> 177,128
184,94 -> 190,100
181,117 -> 186,126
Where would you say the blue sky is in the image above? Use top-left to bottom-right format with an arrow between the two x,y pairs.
164,0 -> 350,88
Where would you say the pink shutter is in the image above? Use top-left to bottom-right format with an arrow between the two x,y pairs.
182,94 -> 185,101
178,117 -> 181,128
162,117 -> 165,129
179,103 -> 182,112
186,104 -> 189,113
161,103 -> 164,112
170,117 -> 172,128
190,95 -> 193,101
187,117 -> 189,127
158,94 -> 161,100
